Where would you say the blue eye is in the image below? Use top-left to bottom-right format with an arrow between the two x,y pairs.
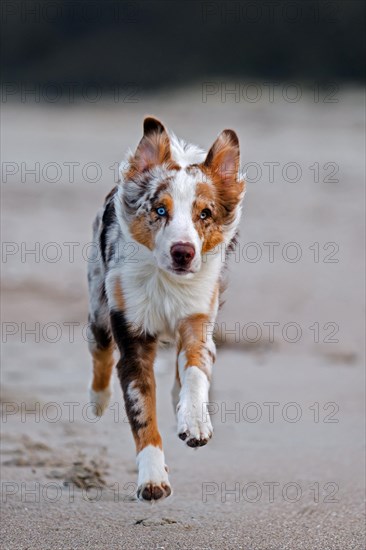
156,207 -> 166,216
200,208 -> 212,220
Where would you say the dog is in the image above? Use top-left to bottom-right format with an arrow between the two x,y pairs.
87,117 -> 245,501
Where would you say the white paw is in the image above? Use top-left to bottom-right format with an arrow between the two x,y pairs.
176,366 -> 213,448
136,445 -> 172,502
89,386 -> 112,416
177,400 -> 213,447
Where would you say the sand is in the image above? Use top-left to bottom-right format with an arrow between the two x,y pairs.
1,86 -> 365,549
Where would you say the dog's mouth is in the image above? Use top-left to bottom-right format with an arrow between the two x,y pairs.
168,266 -> 194,276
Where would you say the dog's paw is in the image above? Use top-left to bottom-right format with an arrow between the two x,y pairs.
89,386 -> 112,416
136,445 -> 172,503
177,402 -> 213,448
176,366 -> 213,448
137,481 -> 172,502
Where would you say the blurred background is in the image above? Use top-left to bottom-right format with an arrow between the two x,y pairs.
1,2 -> 365,549
2,0 -> 365,87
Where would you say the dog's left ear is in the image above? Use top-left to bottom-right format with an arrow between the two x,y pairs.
143,116 -> 166,136
204,129 -> 240,184
132,116 -> 171,172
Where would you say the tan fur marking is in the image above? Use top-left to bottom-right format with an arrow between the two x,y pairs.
135,401 -> 163,453
193,182 -> 225,253
113,278 -> 125,310
91,347 -> 114,392
201,227 -> 224,253
200,165 -> 245,227
158,193 -> 174,215
196,182 -> 216,201
175,355 -> 181,385
130,216 -> 154,250
178,314 -> 212,379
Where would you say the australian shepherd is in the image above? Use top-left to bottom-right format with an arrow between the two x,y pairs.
87,117 -> 245,501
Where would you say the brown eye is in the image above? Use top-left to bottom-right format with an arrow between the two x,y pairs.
200,208 -> 211,220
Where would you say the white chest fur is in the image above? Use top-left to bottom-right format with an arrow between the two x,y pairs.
107,253 -> 221,337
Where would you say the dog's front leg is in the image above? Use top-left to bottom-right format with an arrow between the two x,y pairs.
110,311 -> 171,501
176,314 -> 215,448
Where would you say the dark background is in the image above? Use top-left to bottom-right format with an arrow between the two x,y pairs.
1,0 -> 365,90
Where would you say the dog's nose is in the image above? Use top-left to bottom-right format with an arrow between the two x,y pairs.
171,242 -> 196,268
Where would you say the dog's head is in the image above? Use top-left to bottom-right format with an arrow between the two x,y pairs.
119,117 -> 245,277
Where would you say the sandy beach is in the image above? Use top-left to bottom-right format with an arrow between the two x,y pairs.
1,87 -> 365,549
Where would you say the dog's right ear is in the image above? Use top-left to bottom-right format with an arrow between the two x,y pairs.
132,116 -> 171,172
